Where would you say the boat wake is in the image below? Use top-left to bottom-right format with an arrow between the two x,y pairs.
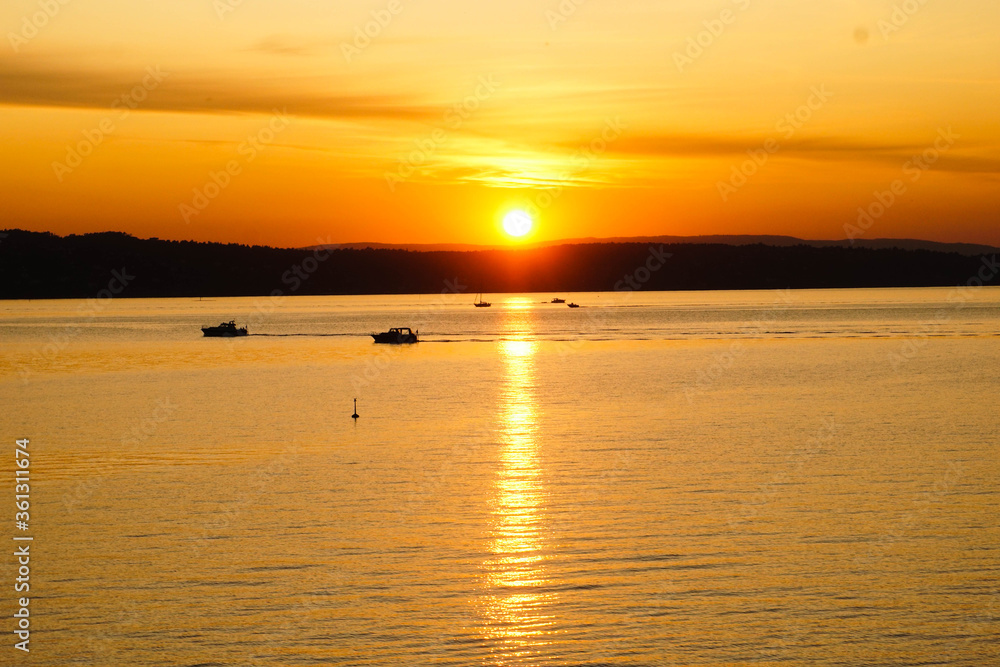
250,333 -> 365,337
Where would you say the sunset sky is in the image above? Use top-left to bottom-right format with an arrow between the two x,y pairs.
2,0 -> 998,247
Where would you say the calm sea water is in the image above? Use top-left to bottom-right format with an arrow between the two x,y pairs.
2,288 -> 999,666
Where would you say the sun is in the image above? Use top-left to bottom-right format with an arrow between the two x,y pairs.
502,210 -> 534,238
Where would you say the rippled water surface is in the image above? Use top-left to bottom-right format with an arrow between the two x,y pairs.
2,288 -> 999,665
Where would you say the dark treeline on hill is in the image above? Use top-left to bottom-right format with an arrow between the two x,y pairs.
1,229 -> 995,299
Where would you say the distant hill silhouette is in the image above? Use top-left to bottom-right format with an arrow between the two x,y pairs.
309,234 -> 1000,256
1,229 -> 996,299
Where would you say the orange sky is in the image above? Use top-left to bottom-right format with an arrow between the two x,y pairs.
2,0 -> 998,247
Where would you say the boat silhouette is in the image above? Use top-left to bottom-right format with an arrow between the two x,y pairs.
371,327 -> 418,344
201,320 -> 248,337
474,292 -> 491,307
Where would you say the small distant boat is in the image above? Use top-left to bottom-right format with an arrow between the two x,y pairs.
201,320 -> 248,337
551,298 -> 566,303
371,327 -> 418,344
567,302 -> 580,308
474,292 -> 492,308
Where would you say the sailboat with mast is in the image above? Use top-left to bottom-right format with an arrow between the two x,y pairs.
473,277 -> 492,307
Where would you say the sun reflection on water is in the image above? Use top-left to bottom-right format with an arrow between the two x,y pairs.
478,321 -> 557,662
502,296 -> 535,311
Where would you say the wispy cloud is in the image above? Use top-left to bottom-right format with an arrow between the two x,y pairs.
0,59 -> 440,122
245,36 -> 317,57
594,134 -> 1000,174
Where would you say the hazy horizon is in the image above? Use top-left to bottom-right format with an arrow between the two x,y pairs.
6,227 -> 1000,253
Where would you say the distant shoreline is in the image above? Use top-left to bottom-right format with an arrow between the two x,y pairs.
2,229 -> 997,300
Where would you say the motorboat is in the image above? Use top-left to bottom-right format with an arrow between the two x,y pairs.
371,327 -> 418,344
201,321 -> 248,337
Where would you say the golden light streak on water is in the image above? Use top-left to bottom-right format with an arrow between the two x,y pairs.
502,296 -> 536,310
478,316 -> 558,663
